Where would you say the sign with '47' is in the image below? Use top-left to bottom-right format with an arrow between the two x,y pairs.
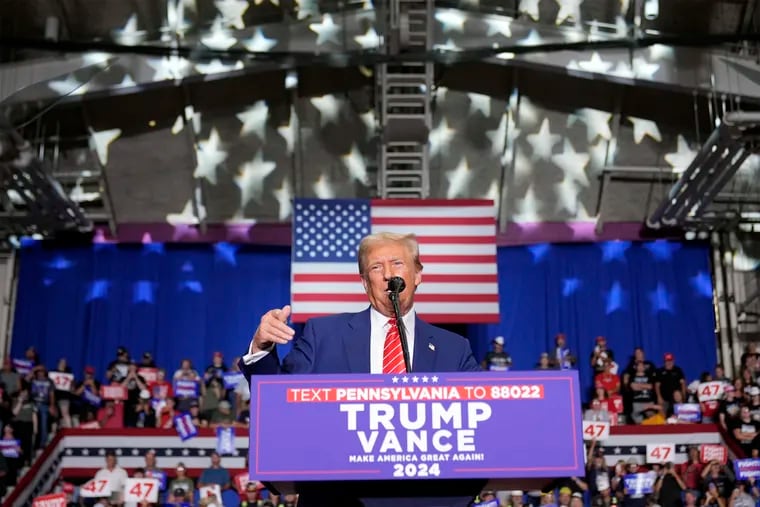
79,478 -> 112,498
123,478 -> 159,503
582,420 -> 610,441
646,443 -> 675,464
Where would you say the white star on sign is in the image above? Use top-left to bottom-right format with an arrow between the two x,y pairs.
354,27 -> 381,49
182,448 -> 190,456
310,95 -> 341,126
392,376 -> 399,383
132,449 -> 139,456
214,0 -> 248,29
65,449 -> 73,456
89,128 -> 121,166
199,449 -> 206,456
236,101 -> 269,139
552,139 -> 590,186
445,157 -> 473,199
273,177 -> 293,220
194,128 -> 227,184
82,449 -> 89,456
486,17 -> 512,37
577,52 -> 613,74
555,0 -> 583,24
309,14 -> 341,45
435,10 -> 466,33
431,376 -> 439,383
468,93 -> 491,116
630,447 -> 638,454
519,0 -> 540,20
412,376 -> 419,383
421,376 -> 429,383
166,449 -> 173,456
243,28 -> 277,52
628,117 -> 662,144
402,376 -> 409,383
235,151 -> 276,207
526,118 -> 561,160
341,144 -> 369,186
614,447 -> 621,454
665,135 -> 699,173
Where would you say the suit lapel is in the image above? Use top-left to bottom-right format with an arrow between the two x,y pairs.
412,317 -> 436,373
344,308 -> 371,373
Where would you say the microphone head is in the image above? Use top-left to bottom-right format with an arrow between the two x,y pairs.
387,276 -> 406,294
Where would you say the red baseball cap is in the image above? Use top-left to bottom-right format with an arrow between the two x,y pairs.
664,353 -> 674,361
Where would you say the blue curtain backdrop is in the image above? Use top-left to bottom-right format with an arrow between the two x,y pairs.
10,240 -> 716,399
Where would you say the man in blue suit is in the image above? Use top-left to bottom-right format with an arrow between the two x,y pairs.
239,232 -> 484,507
239,231 -> 480,375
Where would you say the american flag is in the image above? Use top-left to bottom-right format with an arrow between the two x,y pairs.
290,198 -> 500,323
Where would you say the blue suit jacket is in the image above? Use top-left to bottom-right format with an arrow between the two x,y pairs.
240,307 -> 481,377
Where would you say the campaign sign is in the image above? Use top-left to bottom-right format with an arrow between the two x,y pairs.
735,458 -> 760,479
623,474 -> 655,495
250,371 -> 584,481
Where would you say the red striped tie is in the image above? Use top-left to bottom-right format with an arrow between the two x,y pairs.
383,318 -> 407,374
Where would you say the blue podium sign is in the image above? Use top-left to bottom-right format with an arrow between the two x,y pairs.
250,371 -> 584,481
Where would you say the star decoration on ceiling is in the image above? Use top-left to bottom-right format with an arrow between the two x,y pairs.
485,17 -> 512,37
113,14 -> 146,45
665,135 -> 699,173
147,55 -> 191,81
277,110 -> 296,153
632,57 -> 660,79
435,10 -> 466,33
86,279 -> 110,302
552,139 -> 591,186
195,59 -> 244,75
555,0 -> 583,25
341,144 -> 370,186
577,53 -> 614,74
568,108 -> 613,142
88,128 -> 122,166
214,0 -> 248,30
519,0 -> 541,21
445,157 -> 473,198
527,243 -> 551,263
513,185 -> 541,222
201,17 -> 238,50
467,93 -> 491,116
309,14 -> 341,46
214,242 -> 239,266
243,28 -> 277,52
310,95 -> 341,126
273,177 -> 293,220
644,240 -> 680,261
690,271 -> 713,298
193,128 -> 227,184
429,118 -> 455,157
526,118 -> 561,160
236,101 -> 269,139
555,178 -> 582,215
235,151 -> 277,207
354,27 -> 381,49
313,173 -> 335,199
628,117 -> 662,144
48,75 -> 88,96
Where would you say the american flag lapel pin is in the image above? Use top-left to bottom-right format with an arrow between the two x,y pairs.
428,342 -> 435,351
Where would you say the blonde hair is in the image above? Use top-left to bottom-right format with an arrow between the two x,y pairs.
357,232 -> 423,276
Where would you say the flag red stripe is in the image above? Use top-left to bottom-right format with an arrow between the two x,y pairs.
293,274 -> 498,283
295,313 -> 500,323
371,199 -> 494,207
372,217 -> 494,225
420,255 -> 496,263
415,236 -> 495,244
292,294 -> 499,303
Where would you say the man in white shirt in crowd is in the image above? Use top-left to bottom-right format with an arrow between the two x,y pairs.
94,450 -> 129,505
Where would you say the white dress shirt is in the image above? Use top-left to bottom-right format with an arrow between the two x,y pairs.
242,306 -> 416,373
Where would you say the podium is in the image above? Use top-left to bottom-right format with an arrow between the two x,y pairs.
249,371 -> 585,507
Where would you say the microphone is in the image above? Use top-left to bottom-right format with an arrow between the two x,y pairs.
387,276 -> 406,294
387,276 -> 411,374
